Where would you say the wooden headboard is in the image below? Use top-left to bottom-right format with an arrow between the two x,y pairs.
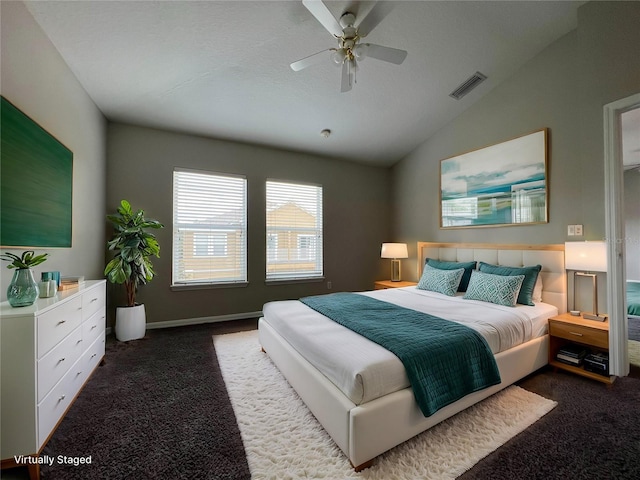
417,242 -> 566,314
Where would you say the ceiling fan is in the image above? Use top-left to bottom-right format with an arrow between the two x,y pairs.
290,0 -> 408,92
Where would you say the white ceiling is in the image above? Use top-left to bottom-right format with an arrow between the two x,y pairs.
25,0 -> 585,167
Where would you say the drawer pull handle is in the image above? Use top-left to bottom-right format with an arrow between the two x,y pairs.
91,325 -> 97,330
77,371 -> 83,376
57,320 -> 66,325
91,354 -> 97,359
569,331 -> 584,337
77,340 -> 83,344
58,395 -> 66,402
91,298 -> 98,302
77,307 -> 82,311
59,357 -> 66,363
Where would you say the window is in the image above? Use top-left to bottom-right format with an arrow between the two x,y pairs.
266,180 -> 323,281
173,169 -> 247,286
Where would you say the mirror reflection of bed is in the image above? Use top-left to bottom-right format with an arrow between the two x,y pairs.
622,107 -> 640,368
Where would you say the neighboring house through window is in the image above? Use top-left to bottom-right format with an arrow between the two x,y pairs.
266,180 -> 323,281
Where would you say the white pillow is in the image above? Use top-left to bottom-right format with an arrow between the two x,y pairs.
532,275 -> 543,303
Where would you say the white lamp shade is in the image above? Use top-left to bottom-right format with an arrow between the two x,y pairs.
564,241 -> 607,272
381,243 -> 408,259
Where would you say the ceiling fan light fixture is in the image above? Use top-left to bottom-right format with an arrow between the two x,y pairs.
354,43 -> 368,60
332,48 -> 347,64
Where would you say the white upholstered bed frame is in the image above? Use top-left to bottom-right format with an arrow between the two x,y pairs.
258,242 -> 566,470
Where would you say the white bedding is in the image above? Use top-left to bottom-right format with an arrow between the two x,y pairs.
261,286 -> 557,406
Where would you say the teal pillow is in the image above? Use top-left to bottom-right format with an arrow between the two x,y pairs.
478,262 -> 542,306
463,271 -> 525,307
417,265 -> 465,296
426,259 -> 477,292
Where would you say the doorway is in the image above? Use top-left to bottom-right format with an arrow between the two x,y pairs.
604,92 -> 640,377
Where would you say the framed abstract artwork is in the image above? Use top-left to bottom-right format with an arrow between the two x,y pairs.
1,96 -> 73,247
440,129 -> 548,229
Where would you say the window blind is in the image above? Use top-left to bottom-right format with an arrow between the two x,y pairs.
266,180 -> 323,281
173,169 -> 247,285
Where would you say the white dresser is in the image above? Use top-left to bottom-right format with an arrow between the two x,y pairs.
0,280 -> 106,467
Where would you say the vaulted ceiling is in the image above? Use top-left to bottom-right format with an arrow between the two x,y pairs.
25,1 -> 585,166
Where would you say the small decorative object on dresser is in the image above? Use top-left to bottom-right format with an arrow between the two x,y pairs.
0,280 -> 106,479
548,312 -> 614,384
1,250 -> 48,307
104,200 -> 163,342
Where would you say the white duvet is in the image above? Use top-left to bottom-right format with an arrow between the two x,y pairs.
261,286 -> 557,406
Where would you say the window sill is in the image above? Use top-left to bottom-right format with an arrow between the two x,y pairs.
265,277 -> 325,286
171,282 -> 249,291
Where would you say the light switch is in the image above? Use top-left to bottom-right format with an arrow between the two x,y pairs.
575,224 -> 583,236
568,225 -> 576,236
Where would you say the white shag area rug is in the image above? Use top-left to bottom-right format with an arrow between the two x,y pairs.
214,330 -> 556,480
629,340 -> 640,367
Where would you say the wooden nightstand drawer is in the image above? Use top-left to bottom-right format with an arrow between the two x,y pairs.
549,320 -> 608,349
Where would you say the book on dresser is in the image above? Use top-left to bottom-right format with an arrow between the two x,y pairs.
556,344 -> 589,366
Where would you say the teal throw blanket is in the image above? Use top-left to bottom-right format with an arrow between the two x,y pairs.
300,292 -> 501,417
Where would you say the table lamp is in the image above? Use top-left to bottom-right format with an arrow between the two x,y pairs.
381,243 -> 408,282
564,241 -> 608,321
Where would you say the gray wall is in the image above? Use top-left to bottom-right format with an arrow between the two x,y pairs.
0,1 -> 107,301
106,124 -> 390,324
391,1 -> 640,291
625,168 -> 640,280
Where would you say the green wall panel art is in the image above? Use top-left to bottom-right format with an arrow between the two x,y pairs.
1,96 -> 73,247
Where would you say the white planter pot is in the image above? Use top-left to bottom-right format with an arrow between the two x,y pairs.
115,304 -> 146,342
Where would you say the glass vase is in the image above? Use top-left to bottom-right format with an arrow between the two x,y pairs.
7,268 -> 39,307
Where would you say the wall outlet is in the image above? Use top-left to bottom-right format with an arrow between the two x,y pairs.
327,281 -> 332,290
568,225 -> 576,236
575,224 -> 583,236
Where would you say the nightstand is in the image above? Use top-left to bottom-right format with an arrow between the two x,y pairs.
374,280 -> 417,290
548,312 -> 614,384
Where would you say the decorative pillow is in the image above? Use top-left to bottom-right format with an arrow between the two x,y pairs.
478,262 -> 542,306
425,259 -> 477,292
463,270 -> 525,307
417,264 -> 465,297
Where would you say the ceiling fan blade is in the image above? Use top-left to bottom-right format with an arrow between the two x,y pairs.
302,0 -> 343,37
340,60 -> 353,93
290,49 -> 333,71
363,43 -> 407,65
356,1 -> 394,37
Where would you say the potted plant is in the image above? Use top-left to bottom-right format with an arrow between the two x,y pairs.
104,200 -> 163,341
1,250 -> 48,307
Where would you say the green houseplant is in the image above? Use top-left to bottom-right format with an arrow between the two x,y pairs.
104,200 -> 163,341
1,250 -> 48,307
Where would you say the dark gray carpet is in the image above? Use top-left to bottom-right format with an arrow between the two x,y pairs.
38,321 -> 255,480
460,368 -> 640,480
629,316 -> 640,342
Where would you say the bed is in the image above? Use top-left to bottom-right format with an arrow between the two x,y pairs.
628,280 -> 640,319
258,242 -> 566,470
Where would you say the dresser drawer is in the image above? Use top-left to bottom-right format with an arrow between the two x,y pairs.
549,320 -> 608,349
82,285 -> 106,321
82,309 -> 105,346
37,360 -> 78,448
37,326 -> 83,402
37,297 -> 83,358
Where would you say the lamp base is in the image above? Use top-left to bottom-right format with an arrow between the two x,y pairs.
582,313 -> 608,322
390,259 -> 401,282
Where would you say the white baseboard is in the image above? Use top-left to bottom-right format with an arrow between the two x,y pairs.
146,311 -> 263,330
104,311 -> 262,336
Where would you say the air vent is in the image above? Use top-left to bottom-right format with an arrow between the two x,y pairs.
449,72 -> 487,100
